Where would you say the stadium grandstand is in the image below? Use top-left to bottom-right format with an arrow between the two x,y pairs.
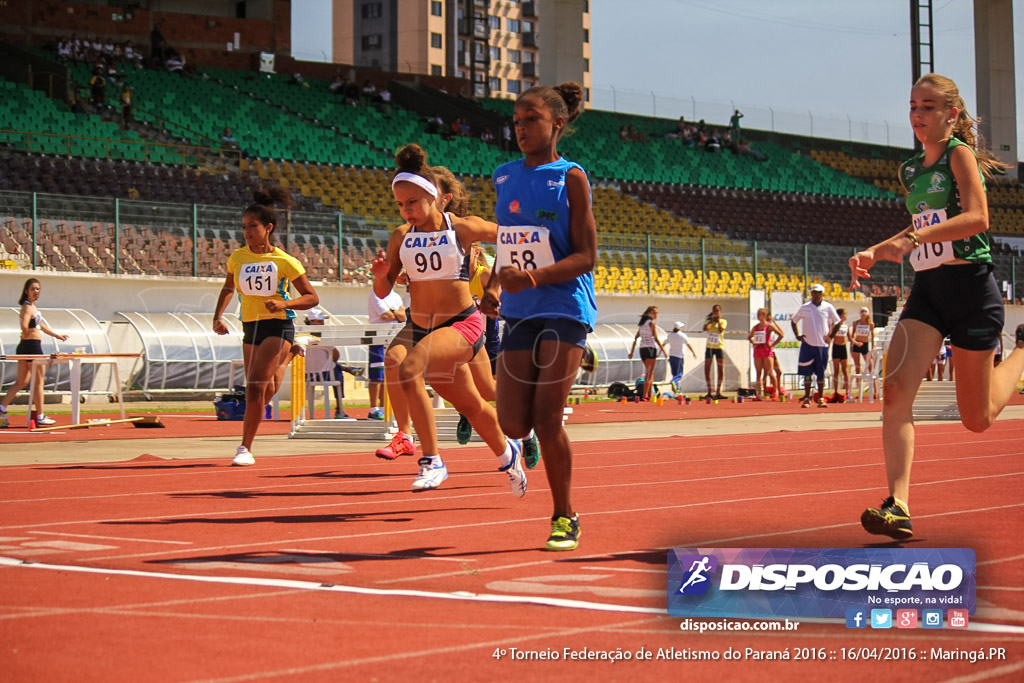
1,1 -> 1022,302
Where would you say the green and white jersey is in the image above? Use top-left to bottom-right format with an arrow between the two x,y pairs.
898,137 -> 990,270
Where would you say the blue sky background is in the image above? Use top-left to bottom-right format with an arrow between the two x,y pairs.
292,0 -> 1023,158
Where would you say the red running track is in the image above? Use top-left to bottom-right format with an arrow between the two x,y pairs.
1,421 -> 1022,681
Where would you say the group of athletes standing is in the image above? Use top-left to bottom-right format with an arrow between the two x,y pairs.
208,72 -> 1022,549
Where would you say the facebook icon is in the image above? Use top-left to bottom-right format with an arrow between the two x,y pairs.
846,608 -> 867,629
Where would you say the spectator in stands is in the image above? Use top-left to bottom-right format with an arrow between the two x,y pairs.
343,81 -> 361,107
791,283 -> 839,408
501,120 -> 513,151
705,130 -> 721,152
120,84 -> 133,126
0,278 -> 69,429
68,88 -> 86,114
88,67 -> 106,108
426,113 -> 443,135
666,320 -> 697,394
459,119 -> 471,137
729,109 -> 744,136
736,138 -> 768,162
150,21 -> 166,64
165,49 -> 186,74
372,143 -> 526,498
289,72 -> 306,86
367,286 -> 406,421
221,127 -> 239,151
212,186 -> 320,467
124,40 -> 143,68
628,124 -> 646,143
379,87 -> 391,115
91,36 -> 103,60
628,306 -> 668,402
618,125 -> 630,141
361,79 -> 378,103
69,33 -> 83,61
703,304 -> 727,399
103,38 -> 115,56
329,71 -> 345,94
666,115 -> 687,140
57,37 -> 72,62
480,127 -> 495,145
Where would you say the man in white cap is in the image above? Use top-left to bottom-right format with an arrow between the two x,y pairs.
666,320 -> 698,394
791,284 -> 840,408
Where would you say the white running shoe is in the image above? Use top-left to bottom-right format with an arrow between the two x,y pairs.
411,456 -> 448,491
231,446 -> 255,467
35,414 -> 56,426
499,439 -> 527,498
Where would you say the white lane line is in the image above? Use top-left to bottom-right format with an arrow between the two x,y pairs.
377,500 -> 1024,586
4,423 -> 1020,486
0,588 -> 305,621
2,444 -> 1020,511
978,553 -> 1024,566
938,661 -> 1024,683
580,566 -> 663,574
0,556 -> 664,616
30,531 -> 191,545
84,471 -> 1024,564
977,586 -> 1024,591
3,556 -> 1022,648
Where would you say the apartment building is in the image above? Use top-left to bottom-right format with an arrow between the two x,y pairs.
332,0 -> 590,100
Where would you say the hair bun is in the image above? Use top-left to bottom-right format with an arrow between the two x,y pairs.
253,189 -> 273,205
554,82 -> 584,123
395,144 -> 428,173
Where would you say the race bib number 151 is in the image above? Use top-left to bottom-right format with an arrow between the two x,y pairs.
239,262 -> 279,296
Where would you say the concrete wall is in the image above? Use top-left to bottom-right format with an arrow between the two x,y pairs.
974,0 -> 1018,180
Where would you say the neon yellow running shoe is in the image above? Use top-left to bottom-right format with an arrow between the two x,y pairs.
545,514 -> 580,551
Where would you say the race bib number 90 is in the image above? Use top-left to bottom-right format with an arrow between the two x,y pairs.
497,225 -> 556,272
239,262 -> 279,297
910,209 -> 954,272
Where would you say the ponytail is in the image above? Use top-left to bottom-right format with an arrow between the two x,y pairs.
915,74 -> 1010,181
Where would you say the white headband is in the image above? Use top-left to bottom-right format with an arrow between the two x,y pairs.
392,172 -> 438,198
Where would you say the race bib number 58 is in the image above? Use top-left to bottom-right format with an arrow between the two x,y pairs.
910,209 -> 954,272
239,262 -> 279,296
497,225 -> 556,272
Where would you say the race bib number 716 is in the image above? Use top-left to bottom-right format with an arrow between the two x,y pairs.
910,209 -> 954,272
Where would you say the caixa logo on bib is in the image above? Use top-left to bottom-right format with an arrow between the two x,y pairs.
667,548 -> 975,619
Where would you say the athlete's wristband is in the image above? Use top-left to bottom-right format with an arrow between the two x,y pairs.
907,231 -> 920,247
525,270 -> 538,288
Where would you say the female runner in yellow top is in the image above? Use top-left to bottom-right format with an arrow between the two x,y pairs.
213,186 -> 319,466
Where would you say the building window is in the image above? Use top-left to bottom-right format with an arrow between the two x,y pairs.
489,77 -> 501,91
522,50 -> 533,63
473,41 -> 485,56
458,39 -> 465,52
431,32 -> 443,48
361,2 -> 382,19
508,49 -> 521,63
583,28 -> 589,43
431,64 -> 442,76
583,58 -> 589,72
584,87 -> 590,102
458,70 -> 466,78
489,16 -> 500,30
522,20 -> 532,32
431,1 -> 443,17
507,79 -> 521,94
490,46 -> 501,62
583,0 -> 589,11
506,18 -> 520,33
361,34 -> 382,50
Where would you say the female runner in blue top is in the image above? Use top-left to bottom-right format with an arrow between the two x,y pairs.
480,82 -> 597,551
849,73 -> 1024,539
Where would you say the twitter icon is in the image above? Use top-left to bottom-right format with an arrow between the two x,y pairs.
870,609 -> 892,629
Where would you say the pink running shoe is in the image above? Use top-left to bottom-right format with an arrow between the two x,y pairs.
376,432 -> 416,460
